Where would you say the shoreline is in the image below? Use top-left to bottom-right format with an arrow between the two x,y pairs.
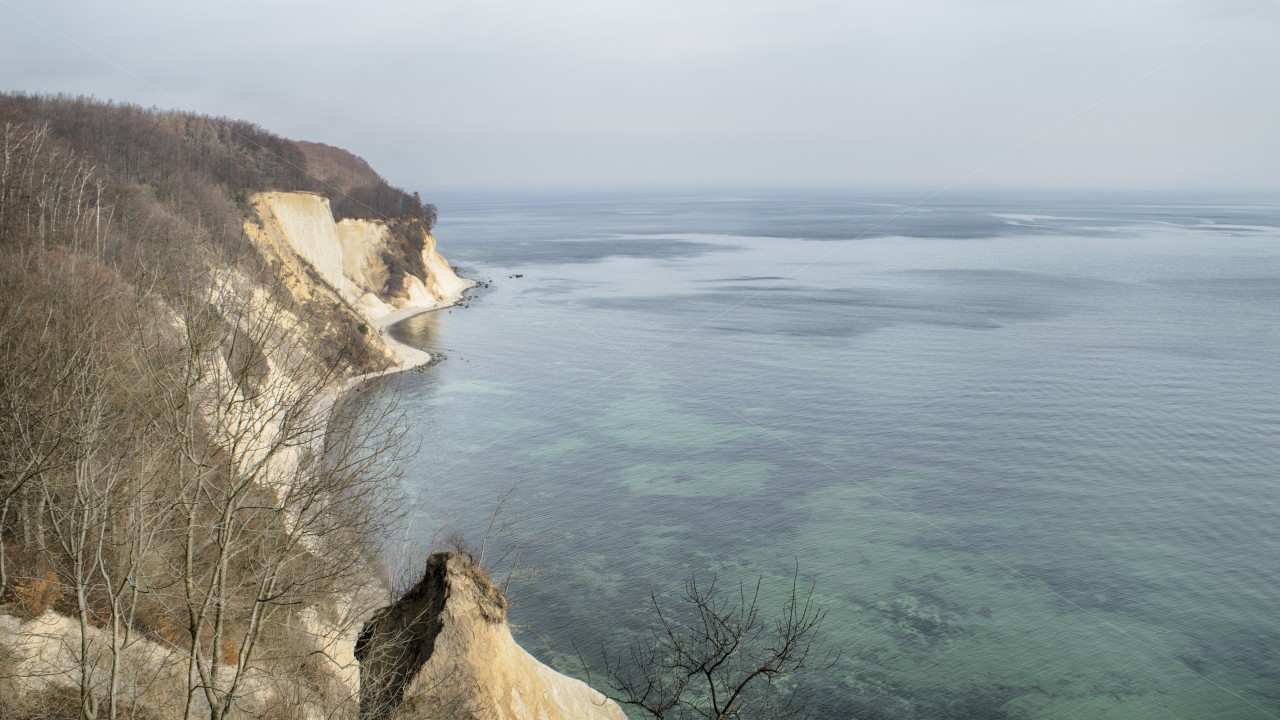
282,283 -> 476,703
325,281 -> 476,419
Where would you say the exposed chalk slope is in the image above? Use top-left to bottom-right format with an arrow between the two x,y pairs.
357,553 -> 627,720
245,191 -> 472,325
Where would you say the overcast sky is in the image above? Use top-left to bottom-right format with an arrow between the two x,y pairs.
1,0 -> 1277,192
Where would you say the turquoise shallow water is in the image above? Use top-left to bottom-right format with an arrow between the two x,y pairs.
374,193 -> 1280,719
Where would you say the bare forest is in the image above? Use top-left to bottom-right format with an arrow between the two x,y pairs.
0,93 -> 433,720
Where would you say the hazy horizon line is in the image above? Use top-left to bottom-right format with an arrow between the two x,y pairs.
420,184 -> 1280,201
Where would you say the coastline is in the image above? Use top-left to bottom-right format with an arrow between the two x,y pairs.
340,280 -> 477,398
299,282 -> 476,698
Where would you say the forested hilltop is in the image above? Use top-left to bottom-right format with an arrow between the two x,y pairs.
0,92 -> 462,720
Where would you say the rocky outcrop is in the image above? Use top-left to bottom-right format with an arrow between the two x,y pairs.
356,553 -> 626,720
244,191 -> 472,326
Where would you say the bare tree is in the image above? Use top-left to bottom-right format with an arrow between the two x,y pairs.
599,566 -> 836,720
130,269 -> 410,720
0,246 -> 171,720
431,487 -> 542,598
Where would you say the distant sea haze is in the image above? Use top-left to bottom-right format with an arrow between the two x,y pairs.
374,192 -> 1280,720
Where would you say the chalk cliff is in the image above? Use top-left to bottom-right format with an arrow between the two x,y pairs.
244,191 -> 471,331
357,553 -> 627,720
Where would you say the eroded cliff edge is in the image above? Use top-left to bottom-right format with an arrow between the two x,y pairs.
243,190 -> 471,368
357,553 -> 626,720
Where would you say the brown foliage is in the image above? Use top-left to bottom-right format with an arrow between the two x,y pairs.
0,93 -> 423,720
294,141 -> 382,195
10,569 -> 67,617
0,685 -> 84,720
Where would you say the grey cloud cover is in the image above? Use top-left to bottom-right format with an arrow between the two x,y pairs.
1,0 -> 1276,191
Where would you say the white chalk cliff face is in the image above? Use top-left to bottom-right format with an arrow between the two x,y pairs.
245,191 -> 472,326
357,553 -> 627,720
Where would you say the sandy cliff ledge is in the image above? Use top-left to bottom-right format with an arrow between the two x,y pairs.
357,553 -> 626,720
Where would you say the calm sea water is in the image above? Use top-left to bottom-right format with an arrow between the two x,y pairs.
374,192 -> 1280,719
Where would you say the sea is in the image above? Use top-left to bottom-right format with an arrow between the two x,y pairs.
369,191 -> 1280,719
